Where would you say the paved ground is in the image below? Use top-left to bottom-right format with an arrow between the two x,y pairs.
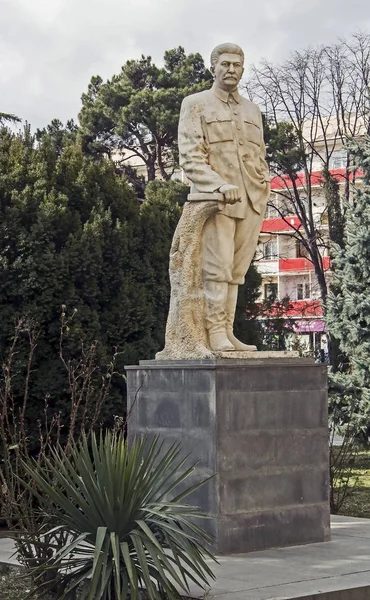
1,515 -> 370,599
0,536 -> 17,565
189,515 -> 370,599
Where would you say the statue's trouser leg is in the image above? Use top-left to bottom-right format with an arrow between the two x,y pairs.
202,213 -> 236,351
226,284 -> 257,351
226,211 -> 265,349
202,207 -> 265,351
203,280 -> 235,351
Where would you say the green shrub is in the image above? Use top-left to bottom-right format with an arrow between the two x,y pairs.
21,431 -> 215,600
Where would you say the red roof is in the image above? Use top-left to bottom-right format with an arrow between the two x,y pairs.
279,256 -> 331,272
270,168 -> 363,191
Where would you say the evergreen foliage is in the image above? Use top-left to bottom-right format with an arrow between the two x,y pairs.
139,180 -> 183,350
79,47 -> 213,182
0,112 -> 21,126
0,124 -> 175,433
326,137 -> 370,427
21,432 -> 215,600
234,264 -> 263,348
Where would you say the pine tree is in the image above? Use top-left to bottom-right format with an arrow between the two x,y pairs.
0,112 -> 21,126
79,47 -> 213,182
326,136 -> 370,427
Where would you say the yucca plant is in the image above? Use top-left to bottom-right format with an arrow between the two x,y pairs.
20,431 -> 215,600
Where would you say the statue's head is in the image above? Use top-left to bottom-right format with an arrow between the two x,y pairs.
210,43 -> 244,92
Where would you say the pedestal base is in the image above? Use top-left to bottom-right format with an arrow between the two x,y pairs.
126,358 -> 330,554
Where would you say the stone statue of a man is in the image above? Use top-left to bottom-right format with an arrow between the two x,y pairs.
156,43 -> 270,360
178,43 -> 270,352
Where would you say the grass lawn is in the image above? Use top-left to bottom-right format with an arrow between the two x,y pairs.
336,450 -> 370,519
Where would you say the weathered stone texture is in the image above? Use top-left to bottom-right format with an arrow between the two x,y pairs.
126,358 -> 330,554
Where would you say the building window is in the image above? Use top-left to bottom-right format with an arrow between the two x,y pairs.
296,283 -> 311,300
264,283 -> 278,301
263,240 -> 278,259
279,203 -> 292,217
279,197 -> 299,217
296,240 -> 309,258
329,150 -> 347,170
265,203 -> 278,219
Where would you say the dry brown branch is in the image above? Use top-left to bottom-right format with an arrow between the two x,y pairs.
0,312 -> 126,593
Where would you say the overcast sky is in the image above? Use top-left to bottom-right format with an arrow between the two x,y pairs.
1,0 -> 370,130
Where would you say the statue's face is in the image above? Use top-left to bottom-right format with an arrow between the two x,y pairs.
212,52 -> 244,91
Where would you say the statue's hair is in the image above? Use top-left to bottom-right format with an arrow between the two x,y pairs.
210,43 -> 244,68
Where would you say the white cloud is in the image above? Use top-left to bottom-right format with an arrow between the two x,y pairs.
15,0 -> 65,26
1,0 -> 369,129
0,42 -> 25,85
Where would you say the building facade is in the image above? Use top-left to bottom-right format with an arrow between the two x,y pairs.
255,144 -> 363,355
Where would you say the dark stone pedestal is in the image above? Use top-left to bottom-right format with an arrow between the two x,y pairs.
125,358 -> 330,554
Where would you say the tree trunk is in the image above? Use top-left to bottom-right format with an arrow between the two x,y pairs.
146,158 -> 156,181
325,176 -> 345,249
157,143 -> 171,181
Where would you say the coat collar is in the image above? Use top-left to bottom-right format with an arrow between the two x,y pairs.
211,82 -> 241,104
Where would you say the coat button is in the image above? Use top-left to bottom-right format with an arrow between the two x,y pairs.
237,125 -> 241,130
234,110 -> 238,115
239,140 -> 244,145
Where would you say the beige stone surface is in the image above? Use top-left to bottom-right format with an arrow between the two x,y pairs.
156,44 -> 271,360
214,350 -> 300,359
156,198 -> 221,360
187,192 -> 225,201
178,82 -> 270,219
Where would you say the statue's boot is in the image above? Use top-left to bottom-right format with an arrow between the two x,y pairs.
226,283 -> 257,352
204,280 -> 235,352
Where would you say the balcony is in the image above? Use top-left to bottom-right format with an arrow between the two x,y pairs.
279,257 -> 330,273
259,298 -> 323,316
260,299 -> 325,333
261,216 -> 301,233
256,260 -> 279,274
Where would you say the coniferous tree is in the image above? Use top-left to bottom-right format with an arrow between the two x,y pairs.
79,47 -> 213,182
0,124 -> 156,433
326,136 -> 370,428
233,264 -> 264,348
0,112 -> 21,126
138,180 -> 184,350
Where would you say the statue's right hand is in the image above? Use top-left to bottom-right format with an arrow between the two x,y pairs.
219,184 -> 241,204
